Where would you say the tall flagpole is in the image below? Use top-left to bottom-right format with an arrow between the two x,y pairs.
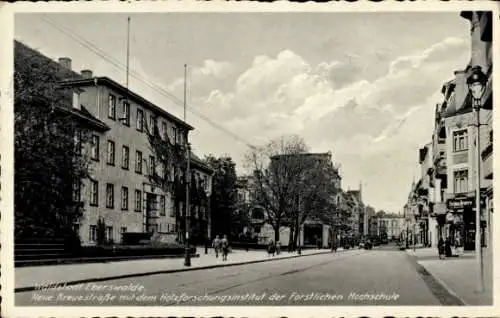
184,64 -> 191,267
126,16 -> 131,94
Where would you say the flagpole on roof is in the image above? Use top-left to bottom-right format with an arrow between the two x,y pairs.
126,16 -> 131,93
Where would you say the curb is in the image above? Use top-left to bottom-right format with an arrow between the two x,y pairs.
15,253 -> 200,268
405,251 -> 467,306
15,249 -> 344,293
416,260 -> 468,306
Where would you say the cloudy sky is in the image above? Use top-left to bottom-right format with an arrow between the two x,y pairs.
15,12 -> 472,213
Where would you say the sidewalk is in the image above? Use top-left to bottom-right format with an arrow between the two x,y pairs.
16,247 -> 346,292
407,247 -> 493,305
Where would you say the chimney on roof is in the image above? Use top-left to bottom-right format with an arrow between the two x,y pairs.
58,57 -> 72,70
81,69 -> 93,78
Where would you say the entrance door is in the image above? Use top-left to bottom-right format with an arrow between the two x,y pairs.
145,193 -> 158,233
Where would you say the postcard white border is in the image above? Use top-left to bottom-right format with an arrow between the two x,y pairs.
1,1 -> 499,317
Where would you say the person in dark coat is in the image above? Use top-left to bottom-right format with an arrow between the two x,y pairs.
221,235 -> 229,261
268,239 -> 276,257
438,238 -> 445,259
445,237 -> 452,257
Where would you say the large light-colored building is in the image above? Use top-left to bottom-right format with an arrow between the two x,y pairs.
23,42 -> 213,246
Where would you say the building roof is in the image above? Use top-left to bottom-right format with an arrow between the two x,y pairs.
15,41 -> 109,131
15,41 -> 194,132
59,76 -> 195,131
190,151 -> 213,174
270,151 -> 341,177
59,105 -> 110,132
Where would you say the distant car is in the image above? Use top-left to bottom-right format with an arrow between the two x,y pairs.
359,242 -> 365,249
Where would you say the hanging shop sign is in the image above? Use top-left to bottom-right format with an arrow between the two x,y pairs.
447,197 -> 474,210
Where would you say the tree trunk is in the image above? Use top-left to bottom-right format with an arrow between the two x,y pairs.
288,226 -> 295,251
274,222 -> 280,243
293,217 -> 300,249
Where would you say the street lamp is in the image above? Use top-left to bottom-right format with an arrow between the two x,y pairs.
467,65 -> 487,293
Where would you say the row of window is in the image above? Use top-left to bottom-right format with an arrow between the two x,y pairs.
86,134 -> 210,191
90,135 -> 157,175
107,93 -> 185,145
88,135 -> 210,191
73,180 -> 167,214
87,223 -> 176,243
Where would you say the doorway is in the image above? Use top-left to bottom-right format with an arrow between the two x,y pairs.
145,193 -> 158,233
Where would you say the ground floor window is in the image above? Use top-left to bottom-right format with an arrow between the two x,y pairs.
105,226 -> 113,243
89,225 -> 97,243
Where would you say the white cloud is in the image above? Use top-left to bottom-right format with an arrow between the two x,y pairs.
151,36 -> 468,211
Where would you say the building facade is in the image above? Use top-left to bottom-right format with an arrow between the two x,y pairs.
376,216 -> 405,240
19,44 -> 214,246
406,11 -> 492,251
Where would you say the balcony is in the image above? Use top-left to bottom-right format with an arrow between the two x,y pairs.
482,143 -> 493,180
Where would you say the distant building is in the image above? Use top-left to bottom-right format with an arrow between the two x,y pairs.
243,152 -> 342,248
376,216 -> 405,239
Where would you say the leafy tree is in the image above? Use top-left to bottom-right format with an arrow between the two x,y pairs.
143,111 -> 187,239
204,155 -> 239,240
14,41 -> 91,239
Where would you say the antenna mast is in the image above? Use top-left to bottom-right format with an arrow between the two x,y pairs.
126,16 -> 131,97
184,64 -> 187,121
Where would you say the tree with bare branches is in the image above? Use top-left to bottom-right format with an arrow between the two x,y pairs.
245,135 -> 310,243
289,156 -> 342,250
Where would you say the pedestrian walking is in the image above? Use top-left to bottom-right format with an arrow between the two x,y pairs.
444,237 -> 452,257
268,239 -> 275,257
221,235 -> 229,261
454,235 -> 462,256
212,235 -> 221,259
276,241 -> 281,255
438,238 -> 445,260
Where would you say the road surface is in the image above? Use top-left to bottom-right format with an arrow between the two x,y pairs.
16,245 -> 449,306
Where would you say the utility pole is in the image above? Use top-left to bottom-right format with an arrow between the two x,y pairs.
467,65 -> 487,293
183,64 -> 191,267
474,90 -> 484,292
413,222 -> 416,252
